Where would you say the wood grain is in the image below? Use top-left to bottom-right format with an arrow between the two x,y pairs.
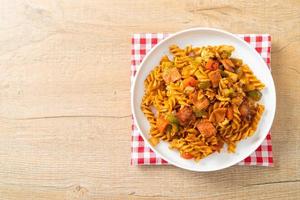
0,0 -> 299,199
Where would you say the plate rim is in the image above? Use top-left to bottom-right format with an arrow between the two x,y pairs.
131,27 -> 276,172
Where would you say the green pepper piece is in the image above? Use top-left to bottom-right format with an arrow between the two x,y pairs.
223,88 -> 235,97
220,70 -> 228,77
198,81 -> 211,89
247,90 -> 262,101
193,108 -> 208,118
166,114 -> 179,125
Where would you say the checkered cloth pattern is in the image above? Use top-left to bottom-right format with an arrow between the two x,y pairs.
131,33 -> 273,167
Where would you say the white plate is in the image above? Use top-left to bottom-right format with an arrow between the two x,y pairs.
131,27 -> 276,171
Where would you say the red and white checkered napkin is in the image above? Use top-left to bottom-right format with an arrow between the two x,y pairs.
131,33 -> 274,167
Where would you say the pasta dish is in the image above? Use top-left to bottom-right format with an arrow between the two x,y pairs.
141,44 -> 265,161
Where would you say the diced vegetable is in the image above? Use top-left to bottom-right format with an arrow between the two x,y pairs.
198,80 -> 211,89
157,116 -> 169,133
247,90 -> 262,101
193,108 -> 208,117
220,70 -> 228,77
223,88 -> 235,97
184,86 -> 195,94
183,77 -> 198,88
224,70 -> 238,82
194,70 -> 203,80
166,114 -> 179,125
181,152 -> 193,159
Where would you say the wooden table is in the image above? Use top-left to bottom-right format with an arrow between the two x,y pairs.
0,0 -> 299,199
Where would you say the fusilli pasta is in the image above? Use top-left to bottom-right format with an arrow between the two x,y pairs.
141,44 -> 265,161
